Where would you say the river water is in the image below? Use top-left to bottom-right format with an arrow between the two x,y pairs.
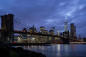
17,44 -> 86,57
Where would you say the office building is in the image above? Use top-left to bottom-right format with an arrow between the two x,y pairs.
70,23 -> 76,39
63,20 -> 69,39
40,26 -> 45,33
29,25 -> 37,33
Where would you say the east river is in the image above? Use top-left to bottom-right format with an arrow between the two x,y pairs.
16,44 -> 86,57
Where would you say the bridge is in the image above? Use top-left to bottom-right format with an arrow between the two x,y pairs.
0,14 -> 76,44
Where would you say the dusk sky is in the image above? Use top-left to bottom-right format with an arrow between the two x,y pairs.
0,0 -> 86,37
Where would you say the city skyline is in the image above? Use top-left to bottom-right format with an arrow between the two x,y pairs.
0,0 -> 86,37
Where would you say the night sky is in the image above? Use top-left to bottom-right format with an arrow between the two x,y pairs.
0,0 -> 86,37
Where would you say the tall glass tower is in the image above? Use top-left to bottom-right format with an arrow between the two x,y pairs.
64,19 -> 68,32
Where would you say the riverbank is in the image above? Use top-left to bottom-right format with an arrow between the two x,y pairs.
9,43 -> 51,46
8,42 -> 86,46
70,42 -> 86,44
0,43 -> 46,57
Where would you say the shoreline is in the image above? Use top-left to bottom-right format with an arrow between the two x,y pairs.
8,42 -> 86,46
0,43 -> 46,57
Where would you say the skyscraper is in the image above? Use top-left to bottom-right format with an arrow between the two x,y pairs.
70,23 -> 76,39
49,29 -> 54,35
64,19 -> 68,32
29,25 -> 37,33
40,26 -> 45,33
63,19 -> 69,39
39,26 -> 48,43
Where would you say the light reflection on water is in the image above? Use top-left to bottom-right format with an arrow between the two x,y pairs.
19,44 -> 86,57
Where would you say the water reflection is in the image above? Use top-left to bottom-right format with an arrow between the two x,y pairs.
20,44 -> 86,57
57,44 -> 61,56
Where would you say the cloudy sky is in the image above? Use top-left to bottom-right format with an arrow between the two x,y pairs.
0,0 -> 86,37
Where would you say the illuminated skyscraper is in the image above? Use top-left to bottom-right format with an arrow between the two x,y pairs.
29,25 -> 37,33
39,26 -> 48,43
63,19 -> 69,39
64,19 -> 68,32
40,26 -> 45,33
57,31 -> 60,36
49,27 -> 55,35
49,29 -> 54,35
